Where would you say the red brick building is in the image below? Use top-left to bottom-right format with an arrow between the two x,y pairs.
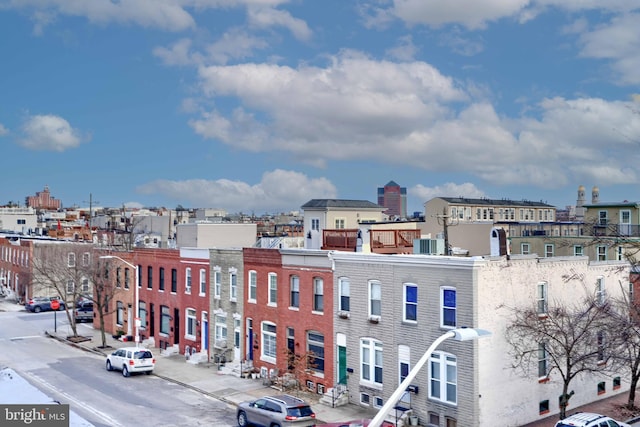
243,247 -> 334,394
26,185 -> 61,210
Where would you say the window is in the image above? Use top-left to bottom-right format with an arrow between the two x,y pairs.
160,305 -> 170,334
597,245 -> 607,261
262,322 -> 277,360
199,269 -> 206,295
429,351 -> 457,405
215,314 -> 227,342
82,252 -> 90,266
147,266 -> 153,290
339,277 -> 350,312
214,268 -> 221,299
596,276 -> 606,305
139,301 -> 147,329
68,253 -> 76,267
234,318 -> 241,348
538,343 -> 549,378
361,338 -> 383,385
521,243 -> 530,255
446,418 -> 457,427
617,246 -> 624,261
614,376 -> 621,390
313,277 -> 324,312
159,267 -> 165,291
360,393 -> 370,405
248,270 -> 257,301
441,287 -> 456,328
124,268 -> 130,289
598,381 -> 606,395
185,268 -> 192,294
373,396 -> 383,408
335,218 -> 345,229
311,218 -> 320,231
171,268 -> 177,293
66,280 -> 75,294
537,282 -> 547,315
369,281 -> 381,318
81,278 -> 89,293
574,245 -> 584,256
116,301 -> 124,326
186,308 -> 196,339
290,276 -> 300,308
404,283 -> 417,322
539,400 -> 550,415
597,330 -> 606,363
398,345 -> 411,405
307,331 -> 325,373
429,413 -> 440,426
229,269 -> 237,301
544,244 -> 554,258
598,210 -> 608,225
268,273 -> 277,305
116,267 -> 122,288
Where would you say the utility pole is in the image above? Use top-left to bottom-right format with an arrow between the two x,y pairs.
83,193 -> 99,228
435,207 -> 458,255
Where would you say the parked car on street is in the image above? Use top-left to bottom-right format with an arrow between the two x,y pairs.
316,420 -> 394,427
237,394 -> 316,427
25,297 -> 65,313
554,412 -> 631,427
105,347 -> 155,377
74,300 -> 94,323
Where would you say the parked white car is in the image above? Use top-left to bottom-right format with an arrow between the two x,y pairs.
105,347 -> 155,377
554,412 -> 631,427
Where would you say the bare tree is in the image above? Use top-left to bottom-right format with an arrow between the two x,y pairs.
603,279 -> 640,410
30,243 -> 120,345
504,294 -> 613,419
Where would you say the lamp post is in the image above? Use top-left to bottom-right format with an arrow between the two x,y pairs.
100,255 -> 140,348
368,327 -> 491,427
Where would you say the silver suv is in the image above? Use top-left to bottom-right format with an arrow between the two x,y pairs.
554,412 -> 630,427
237,394 -> 316,427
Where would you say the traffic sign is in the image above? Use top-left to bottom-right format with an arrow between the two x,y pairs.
50,299 -> 60,310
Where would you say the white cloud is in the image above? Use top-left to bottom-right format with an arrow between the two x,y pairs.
6,0 -> 196,32
18,114 -> 88,151
577,12 -> 640,85
247,5 -> 312,41
136,169 -> 337,212
189,49 -> 640,190
153,38 -> 203,66
204,28 -> 269,64
385,35 -> 418,61
0,123 -> 8,136
410,183 -> 487,204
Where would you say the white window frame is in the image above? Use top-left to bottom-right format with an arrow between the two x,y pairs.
290,275 -> 300,308
185,308 -> 196,340
139,301 -> 147,329
538,343 -> 548,378
597,245 -> 607,261
521,243 -> 530,255
66,279 -> 75,294
214,267 -> 221,299
185,268 -> 192,294
248,270 -> 257,302
596,276 -> 606,305
82,252 -> 90,266
268,273 -> 277,306
261,321 -> 277,363
441,287 -> 457,328
81,277 -> 90,293
68,252 -> 76,267
215,314 -> 228,342
360,338 -> 383,386
537,282 -> 547,315
313,277 -> 324,312
403,283 -> 418,323
339,277 -> 350,312
429,351 -> 457,405
311,218 -> 320,231
199,268 -> 206,296
335,218 -> 346,229
369,280 -> 381,319
544,244 -> 554,258
229,268 -> 237,301
307,331 -> 325,373
574,245 -> 583,256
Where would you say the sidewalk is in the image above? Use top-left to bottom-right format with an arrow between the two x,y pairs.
0,298 -> 374,425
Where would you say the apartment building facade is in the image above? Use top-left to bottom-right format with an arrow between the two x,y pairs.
329,251 -> 629,426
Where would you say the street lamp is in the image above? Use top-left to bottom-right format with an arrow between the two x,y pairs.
100,255 -> 140,348
368,327 -> 491,427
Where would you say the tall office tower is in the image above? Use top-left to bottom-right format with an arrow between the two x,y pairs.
377,180 -> 407,218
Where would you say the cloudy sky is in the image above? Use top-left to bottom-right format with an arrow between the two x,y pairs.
1,0 -> 639,215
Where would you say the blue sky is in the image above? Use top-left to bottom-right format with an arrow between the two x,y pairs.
1,0 -> 639,215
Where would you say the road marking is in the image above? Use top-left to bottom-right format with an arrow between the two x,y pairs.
5,335 -> 46,341
23,372 -> 124,427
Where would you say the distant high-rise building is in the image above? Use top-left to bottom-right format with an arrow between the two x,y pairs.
377,180 -> 407,218
25,185 -> 61,211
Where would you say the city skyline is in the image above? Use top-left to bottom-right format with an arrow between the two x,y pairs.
1,1 -> 639,215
